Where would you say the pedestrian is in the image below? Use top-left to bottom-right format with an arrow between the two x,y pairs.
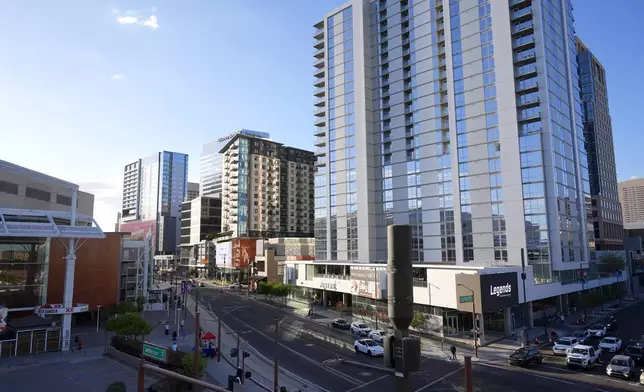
164,322 -> 170,337
77,337 -> 83,352
559,313 -> 564,324
73,335 -> 79,351
450,344 -> 457,360
180,319 -> 185,329
172,330 -> 178,342
171,342 -> 178,352
182,328 -> 187,341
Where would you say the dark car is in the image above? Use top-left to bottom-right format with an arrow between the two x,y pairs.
625,344 -> 644,366
331,318 -> 350,330
605,316 -> 618,331
508,347 -> 543,366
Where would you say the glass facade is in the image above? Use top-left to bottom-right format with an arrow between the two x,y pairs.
0,238 -> 49,309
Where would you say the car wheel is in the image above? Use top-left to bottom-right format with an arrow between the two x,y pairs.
355,346 -> 359,354
367,350 -> 372,357
537,358 -> 543,364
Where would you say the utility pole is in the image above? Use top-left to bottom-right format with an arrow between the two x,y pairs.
241,350 -> 246,385
273,319 -> 279,392
520,248 -> 529,346
236,332 -> 241,368
457,284 -> 478,358
374,266 -> 378,330
464,356 -> 473,392
217,317 -> 222,362
193,289 -> 201,388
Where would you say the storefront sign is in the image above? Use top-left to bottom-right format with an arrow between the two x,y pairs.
480,272 -> 518,311
34,303 -> 89,316
351,279 -> 381,299
349,267 -> 380,282
320,281 -> 338,290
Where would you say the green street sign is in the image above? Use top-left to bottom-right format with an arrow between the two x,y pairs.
142,342 -> 167,363
459,295 -> 473,303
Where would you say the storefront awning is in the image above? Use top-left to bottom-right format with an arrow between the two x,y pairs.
149,282 -> 172,292
249,275 -> 267,282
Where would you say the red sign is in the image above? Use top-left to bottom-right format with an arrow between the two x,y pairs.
120,219 -> 157,246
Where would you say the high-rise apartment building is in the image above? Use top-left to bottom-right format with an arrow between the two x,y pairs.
120,151 -> 189,253
200,130 -> 270,198
619,178 -> 644,231
186,182 -> 200,202
314,0 -> 593,284
220,133 -> 315,239
575,38 -> 622,251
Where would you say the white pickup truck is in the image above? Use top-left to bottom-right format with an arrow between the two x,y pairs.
566,344 -> 601,370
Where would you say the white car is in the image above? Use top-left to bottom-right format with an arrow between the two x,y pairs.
639,369 -> 644,385
350,322 -> 371,336
369,330 -> 388,343
571,330 -> 591,345
587,324 -> 607,337
228,283 -> 248,289
599,337 -> 622,353
354,339 -> 384,356
566,344 -> 600,370
552,337 -> 579,356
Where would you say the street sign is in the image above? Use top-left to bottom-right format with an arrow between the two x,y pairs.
459,295 -> 473,303
142,342 -> 168,363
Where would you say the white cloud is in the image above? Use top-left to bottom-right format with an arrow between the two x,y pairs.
114,9 -> 159,29
630,176 -> 640,180
111,74 -> 125,80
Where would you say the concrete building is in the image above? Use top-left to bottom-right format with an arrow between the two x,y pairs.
179,196 -> 221,271
255,237 -> 315,283
620,178 -> 644,230
303,0 -> 624,340
120,151 -> 189,254
186,182 -> 200,202
200,130 -> 270,198
220,133 -> 315,239
576,38 -> 622,251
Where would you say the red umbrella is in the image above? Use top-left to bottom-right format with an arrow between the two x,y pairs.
202,332 -> 216,340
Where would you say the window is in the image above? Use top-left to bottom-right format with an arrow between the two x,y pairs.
56,194 -> 72,206
25,187 -> 51,202
0,180 -> 18,195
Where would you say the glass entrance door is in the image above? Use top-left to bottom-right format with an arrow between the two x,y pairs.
446,315 -> 458,335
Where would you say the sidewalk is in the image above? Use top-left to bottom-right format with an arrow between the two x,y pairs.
184,293 -> 325,392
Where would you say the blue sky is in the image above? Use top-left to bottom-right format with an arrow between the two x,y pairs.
0,0 -> 641,232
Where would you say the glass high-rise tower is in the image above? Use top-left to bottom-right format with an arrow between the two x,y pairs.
314,0 -> 594,285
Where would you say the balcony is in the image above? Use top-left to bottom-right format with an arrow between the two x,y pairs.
515,64 -> 537,78
512,20 -> 533,35
516,95 -> 540,108
313,57 -> 324,68
516,79 -> 539,93
313,39 -> 324,50
518,110 -> 541,122
313,27 -> 324,40
313,68 -> 325,79
314,127 -> 326,136
313,78 -> 325,88
511,6 -> 532,21
314,87 -> 325,97
315,150 -> 326,157
314,107 -> 326,117
313,48 -> 324,59
514,50 -> 536,64
314,137 -> 326,147
314,117 -> 326,127
510,0 -> 531,6
513,35 -> 535,50
314,97 -> 326,107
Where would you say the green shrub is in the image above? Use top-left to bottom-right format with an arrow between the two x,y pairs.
106,381 -> 126,392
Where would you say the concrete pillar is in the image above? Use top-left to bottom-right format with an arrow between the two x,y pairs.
504,307 -> 512,337
342,293 -> 349,307
477,313 -> 486,345
527,301 -> 534,328
561,294 -> 570,315
322,290 -> 328,308
556,295 -> 563,314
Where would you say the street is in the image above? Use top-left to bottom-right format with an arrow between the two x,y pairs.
196,286 -> 644,392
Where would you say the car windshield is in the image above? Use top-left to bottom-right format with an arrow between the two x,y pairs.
610,359 -> 628,367
571,348 -> 588,355
513,348 -> 528,355
602,338 -> 617,344
357,324 -> 367,329
556,339 -> 571,346
365,340 -> 378,347
336,319 -> 346,324
626,346 -> 643,354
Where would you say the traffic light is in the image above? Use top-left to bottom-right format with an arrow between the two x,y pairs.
230,348 -> 238,357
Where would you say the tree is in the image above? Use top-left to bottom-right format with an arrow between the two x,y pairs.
105,381 -> 127,392
106,312 -> 151,340
410,311 -> 426,336
181,351 -> 207,377
598,253 -> 625,275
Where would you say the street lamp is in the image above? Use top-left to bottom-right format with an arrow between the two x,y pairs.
457,283 -> 478,358
96,305 -> 102,333
226,330 -> 251,368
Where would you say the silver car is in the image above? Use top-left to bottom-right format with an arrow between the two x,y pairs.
606,355 -> 636,379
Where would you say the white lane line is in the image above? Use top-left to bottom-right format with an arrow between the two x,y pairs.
413,365 -> 464,392
477,362 -> 577,385
343,374 -> 388,392
225,311 -> 364,386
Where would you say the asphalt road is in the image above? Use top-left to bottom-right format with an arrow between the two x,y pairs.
196,286 -> 644,391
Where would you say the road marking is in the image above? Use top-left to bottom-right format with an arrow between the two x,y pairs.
413,365 -> 464,392
477,362 -> 577,385
343,374 -> 388,392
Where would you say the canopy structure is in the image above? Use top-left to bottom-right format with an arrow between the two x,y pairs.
0,208 -> 104,239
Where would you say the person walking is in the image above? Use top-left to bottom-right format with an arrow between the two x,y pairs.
450,344 -> 457,360
172,330 -> 178,342
171,342 -> 178,352
164,322 -> 170,337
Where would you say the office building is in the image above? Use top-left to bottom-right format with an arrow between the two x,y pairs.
576,38 -> 622,251
186,182 -> 200,202
120,151 -> 189,254
200,130 -> 270,198
620,178 -> 644,230
220,133 -> 315,239
179,196 -> 221,270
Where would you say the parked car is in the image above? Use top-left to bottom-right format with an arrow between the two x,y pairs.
508,347 -> 543,366
625,343 -> 644,366
331,319 -> 351,330
587,324 -> 607,337
552,337 -> 579,356
571,330 -> 591,345
350,322 -> 372,336
199,282 -> 206,287
599,337 -> 622,353
606,355 -> 636,379
354,339 -> 384,356
566,344 -> 600,370
640,369 -> 644,385
369,330 -> 388,343
228,283 -> 248,289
